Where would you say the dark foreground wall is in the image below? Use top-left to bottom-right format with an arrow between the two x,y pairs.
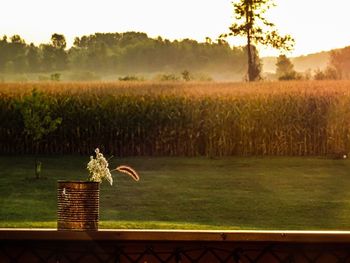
1,229 -> 350,262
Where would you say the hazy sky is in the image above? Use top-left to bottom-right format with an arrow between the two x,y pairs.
1,0 -> 350,57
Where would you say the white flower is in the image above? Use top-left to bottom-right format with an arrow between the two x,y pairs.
87,148 -> 140,186
87,148 -> 113,185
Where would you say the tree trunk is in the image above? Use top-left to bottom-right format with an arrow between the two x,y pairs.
246,1 -> 254,82
34,141 -> 41,179
35,157 -> 42,179
247,37 -> 254,81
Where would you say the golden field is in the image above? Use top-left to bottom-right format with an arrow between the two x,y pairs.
1,80 -> 350,156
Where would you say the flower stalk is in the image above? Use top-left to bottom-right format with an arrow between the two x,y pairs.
87,148 -> 139,185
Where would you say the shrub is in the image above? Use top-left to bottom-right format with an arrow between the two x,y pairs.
118,75 -> 144,81
50,73 -> 61,81
159,74 -> 179,81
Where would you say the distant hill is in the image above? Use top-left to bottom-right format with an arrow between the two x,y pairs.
262,50 -> 332,73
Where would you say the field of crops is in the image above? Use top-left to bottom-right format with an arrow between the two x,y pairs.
1,80 -> 350,156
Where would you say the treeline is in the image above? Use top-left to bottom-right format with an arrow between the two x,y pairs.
0,32 -> 246,76
0,34 -> 67,73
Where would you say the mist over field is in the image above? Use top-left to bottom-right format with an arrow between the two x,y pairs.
0,32 -> 247,82
262,51 -> 330,73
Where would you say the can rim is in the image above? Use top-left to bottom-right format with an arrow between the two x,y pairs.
57,180 -> 100,184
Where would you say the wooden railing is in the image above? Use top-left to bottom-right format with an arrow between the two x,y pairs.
1,229 -> 350,262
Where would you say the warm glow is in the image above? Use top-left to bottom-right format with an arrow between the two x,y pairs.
1,0 -> 349,56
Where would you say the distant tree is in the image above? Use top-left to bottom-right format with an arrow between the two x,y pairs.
27,43 -> 41,72
217,38 -> 228,46
51,33 -> 66,49
40,34 -> 67,71
0,36 -> 9,71
119,32 -> 149,47
330,47 -> 350,79
87,42 -> 108,71
325,67 -> 339,79
10,35 -> 25,45
313,67 -> 338,80
50,33 -> 68,70
50,73 -> 61,81
181,70 -> 191,81
276,54 -> 297,80
205,37 -> 212,44
158,73 -> 179,81
313,69 -> 326,80
40,44 -> 55,71
221,0 -> 295,81
8,35 -> 27,72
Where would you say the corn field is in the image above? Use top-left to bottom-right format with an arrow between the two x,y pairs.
1,80 -> 350,156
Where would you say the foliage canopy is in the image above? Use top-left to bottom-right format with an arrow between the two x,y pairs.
221,0 -> 295,81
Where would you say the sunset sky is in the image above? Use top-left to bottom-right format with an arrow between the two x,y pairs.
1,0 -> 349,57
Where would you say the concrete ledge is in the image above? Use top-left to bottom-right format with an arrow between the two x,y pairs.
2,229 -> 350,243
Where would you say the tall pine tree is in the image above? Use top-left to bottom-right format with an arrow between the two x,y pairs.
221,0 -> 295,81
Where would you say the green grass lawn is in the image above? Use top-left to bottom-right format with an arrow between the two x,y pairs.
1,155 -> 350,230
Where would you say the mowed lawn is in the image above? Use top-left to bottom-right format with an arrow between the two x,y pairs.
1,155 -> 350,230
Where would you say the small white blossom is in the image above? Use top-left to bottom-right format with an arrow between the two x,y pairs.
87,148 -> 113,185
